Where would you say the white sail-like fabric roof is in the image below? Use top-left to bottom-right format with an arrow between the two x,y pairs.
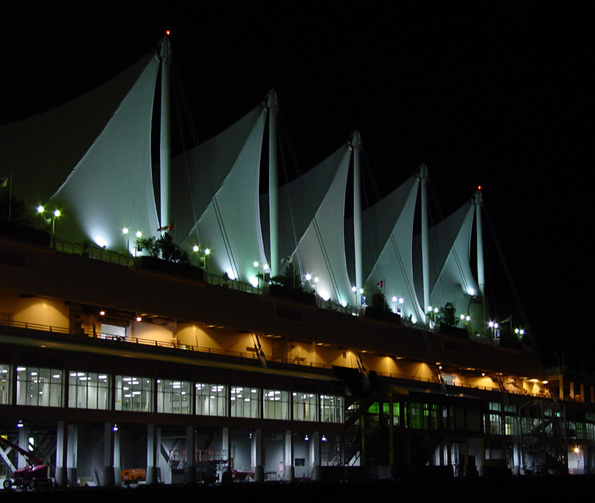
47,55 -> 160,250
361,173 -> 424,323
0,52 -> 156,217
177,104 -> 268,282
287,143 -> 354,307
415,199 -> 480,317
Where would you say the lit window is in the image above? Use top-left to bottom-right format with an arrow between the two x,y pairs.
230,386 -> 260,418
263,389 -> 289,420
157,379 -> 191,414
16,366 -> 63,407
68,371 -> 110,410
115,375 -> 153,412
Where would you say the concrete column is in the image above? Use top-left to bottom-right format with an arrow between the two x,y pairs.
184,425 -> 196,485
17,426 -> 29,469
512,438 -> 521,475
146,424 -> 160,485
67,424 -> 78,486
55,421 -> 68,487
222,427 -> 232,470
284,429 -> 294,481
102,423 -> 115,486
251,429 -> 264,482
310,431 -> 322,480
113,426 -> 121,485
220,428 -> 232,487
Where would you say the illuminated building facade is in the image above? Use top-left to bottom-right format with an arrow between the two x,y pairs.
1,37 -> 594,486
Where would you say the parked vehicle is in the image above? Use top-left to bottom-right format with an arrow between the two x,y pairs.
0,436 -> 52,490
121,468 -> 146,484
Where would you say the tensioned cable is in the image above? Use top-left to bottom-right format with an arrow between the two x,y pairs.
482,202 -> 541,361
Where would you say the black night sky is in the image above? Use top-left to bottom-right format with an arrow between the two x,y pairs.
1,1 -> 593,370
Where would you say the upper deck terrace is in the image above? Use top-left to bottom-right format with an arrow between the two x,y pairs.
0,232 -> 547,397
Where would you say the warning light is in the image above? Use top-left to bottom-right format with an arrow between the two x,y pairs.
477,185 -> 482,191
165,30 -> 171,36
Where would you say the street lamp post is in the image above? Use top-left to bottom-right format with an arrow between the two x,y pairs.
37,206 -> 60,247
193,246 -> 210,279
122,228 -> 129,254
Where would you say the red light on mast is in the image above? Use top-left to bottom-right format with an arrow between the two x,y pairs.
477,185 -> 482,191
165,30 -> 171,36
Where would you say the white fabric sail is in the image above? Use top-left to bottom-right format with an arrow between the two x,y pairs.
0,52 -> 156,210
361,173 -> 424,323
287,143 -> 354,307
414,199 -> 480,317
172,104 -> 267,247
48,55 -> 161,250
179,104 -> 268,282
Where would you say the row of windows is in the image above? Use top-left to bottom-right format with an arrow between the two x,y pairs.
366,400 -> 595,439
369,402 -> 481,432
0,364 -> 344,423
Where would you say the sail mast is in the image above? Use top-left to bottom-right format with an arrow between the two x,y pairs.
159,35 -> 172,231
352,131 -> 363,308
419,164 -> 430,324
268,91 -> 279,277
475,188 -> 486,326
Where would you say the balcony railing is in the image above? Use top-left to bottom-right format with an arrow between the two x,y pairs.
0,317 -> 548,398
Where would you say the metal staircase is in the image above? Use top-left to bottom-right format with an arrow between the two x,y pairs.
519,399 -> 567,474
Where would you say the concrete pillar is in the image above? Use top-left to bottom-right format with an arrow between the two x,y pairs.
55,421 -> 68,487
113,426 -> 121,485
146,424 -> 160,485
222,427 -> 231,469
102,423 -> 115,486
284,429 -> 294,481
512,438 -> 521,475
17,426 -> 29,469
184,425 -> 196,485
310,431 -> 321,480
251,429 -> 264,482
67,424 -> 78,486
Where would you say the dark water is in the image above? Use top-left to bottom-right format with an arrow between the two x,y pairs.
1,476 -> 593,503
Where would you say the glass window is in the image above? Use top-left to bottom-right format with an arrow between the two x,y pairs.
68,371 -> 110,409
489,413 -> 502,434
425,403 -> 439,430
382,402 -> 401,426
195,383 -> 228,416
575,422 -> 585,439
293,392 -> 318,422
157,379 -> 192,414
320,395 -> 344,423
230,386 -> 260,418
408,403 -> 422,429
0,364 -> 11,404
263,389 -> 289,420
16,366 -> 63,407
504,415 -> 516,436
115,375 -> 153,412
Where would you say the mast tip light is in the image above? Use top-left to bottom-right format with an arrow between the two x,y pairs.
477,185 -> 482,191
165,30 -> 171,36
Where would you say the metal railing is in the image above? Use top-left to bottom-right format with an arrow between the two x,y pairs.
0,317 -> 548,397
0,318 -> 332,370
